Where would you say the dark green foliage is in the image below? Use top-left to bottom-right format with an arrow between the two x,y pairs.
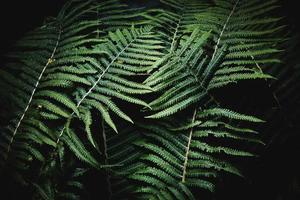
0,0 -> 101,183
0,0 -> 297,199
131,109 -> 262,199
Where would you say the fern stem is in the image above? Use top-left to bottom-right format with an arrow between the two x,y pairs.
76,42 -> 132,108
211,0 -> 239,60
170,2 -> 187,52
101,119 -> 112,200
4,28 -> 62,160
170,14 -> 183,52
181,108 -> 197,183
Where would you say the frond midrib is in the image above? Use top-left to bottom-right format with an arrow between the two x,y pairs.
211,0 -> 240,60
3,27 -> 63,161
55,27 -> 154,145
181,109 -> 197,183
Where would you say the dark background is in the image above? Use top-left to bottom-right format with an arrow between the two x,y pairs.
0,0 -> 299,199
0,0 -> 159,55
0,0 -> 299,56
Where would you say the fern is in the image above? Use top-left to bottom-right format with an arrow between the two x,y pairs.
0,0 -> 160,176
127,0 -> 283,198
145,0 -> 282,118
131,108 -> 263,199
56,25 -> 163,156
148,0 -> 210,51
0,0 -> 293,199
194,0 -> 283,85
0,0 -> 103,181
145,28 -> 272,119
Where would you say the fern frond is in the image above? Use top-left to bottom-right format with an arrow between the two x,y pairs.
0,0 -> 105,179
194,0 -> 283,69
146,0 -> 282,118
55,25 -> 162,150
132,108 -> 263,199
62,128 -> 99,168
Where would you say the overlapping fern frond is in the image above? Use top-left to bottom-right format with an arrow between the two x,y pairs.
130,108 -> 263,199
146,0 -> 210,51
57,25 -> 164,158
145,0 -> 282,119
128,0 -> 283,198
0,0 -> 291,199
0,0 -> 102,180
145,28 -> 272,119
0,0 -> 162,176
194,0 -> 283,85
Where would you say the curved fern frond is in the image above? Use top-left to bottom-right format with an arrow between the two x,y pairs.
132,108 -> 263,199
56,25 -> 163,153
0,0 -> 290,199
145,0 -> 282,118
194,0 -> 283,77
155,0 -> 210,51
0,0 -> 105,179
